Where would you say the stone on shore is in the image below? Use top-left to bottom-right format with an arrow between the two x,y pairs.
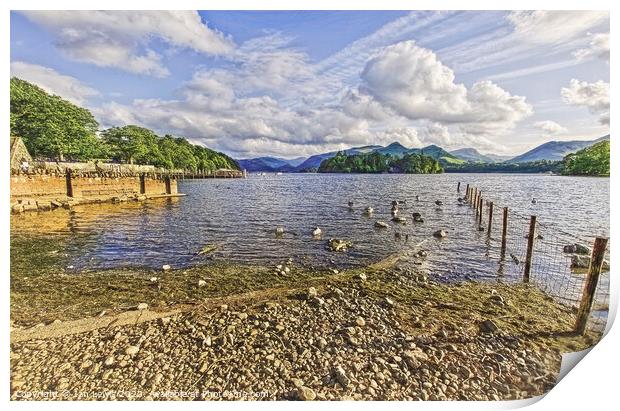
433,229 -> 447,238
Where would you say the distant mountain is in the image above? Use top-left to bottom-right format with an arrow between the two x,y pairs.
292,145 -> 382,171
236,157 -> 291,172
451,148 -> 500,163
373,142 -> 411,157
507,135 -> 609,163
413,144 -> 465,165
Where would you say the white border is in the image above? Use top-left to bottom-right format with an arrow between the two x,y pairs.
2,1 -> 616,410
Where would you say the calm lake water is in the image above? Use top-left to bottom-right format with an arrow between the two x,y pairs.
11,173 -> 609,291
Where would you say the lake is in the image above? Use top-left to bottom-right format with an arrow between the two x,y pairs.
11,173 -> 609,310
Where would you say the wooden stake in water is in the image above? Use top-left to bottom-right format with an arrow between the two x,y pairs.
501,207 -> 508,255
457,182 -> 461,192
523,215 -> 537,282
574,237 -> 609,335
465,184 -> 470,200
487,202 -> 494,235
478,197 -> 483,226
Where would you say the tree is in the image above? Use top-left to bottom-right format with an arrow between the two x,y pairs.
10,77 -> 101,161
101,125 -> 163,165
562,140 -> 610,176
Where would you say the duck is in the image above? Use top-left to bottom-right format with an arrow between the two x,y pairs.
531,198 -> 537,204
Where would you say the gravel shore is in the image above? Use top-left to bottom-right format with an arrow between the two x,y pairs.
10,269 -> 597,401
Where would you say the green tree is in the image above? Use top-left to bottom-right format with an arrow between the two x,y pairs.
561,140 -> 610,176
10,77 -> 101,161
101,125 -> 164,165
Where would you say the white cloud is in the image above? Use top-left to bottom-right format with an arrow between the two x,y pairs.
10,61 -> 99,104
421,123 -> 453,146
572,32 -> 610,63
561,79 -> 610,125
375,128 -> 423,148
533,120 -> 567,134
348,41 -> 532,135
20,11 -> 234,77
507,11 -> 608,44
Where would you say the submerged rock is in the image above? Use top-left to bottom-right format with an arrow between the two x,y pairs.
327,238 -> 352,252
374,221 -> 389,229
198,244 -> 218,255
433,229 -> 447,238
275,227 -> 285,236
312,227 -> 322,237
392,216 -> 407,224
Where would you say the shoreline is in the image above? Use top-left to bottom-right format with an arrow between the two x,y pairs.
10,257 -> 601,401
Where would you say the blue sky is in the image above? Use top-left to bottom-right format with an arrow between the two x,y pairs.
10,10 -> 610,158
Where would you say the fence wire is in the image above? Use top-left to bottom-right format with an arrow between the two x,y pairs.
461,184 -> 610,335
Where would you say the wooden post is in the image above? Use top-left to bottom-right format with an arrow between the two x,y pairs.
465,184 -> 470,199
574,237 -> 609,335
478,197 -> 483,226
65,168 -> 74,198
501,207 -> 508,255
523,215 -> 537,282
139,173 -> 146,194
487,202 -> 494,235
457,182 -> 461,192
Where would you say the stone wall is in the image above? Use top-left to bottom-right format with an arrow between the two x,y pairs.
10,174 -> 177,201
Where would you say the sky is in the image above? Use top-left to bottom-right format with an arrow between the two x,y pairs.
10,10 -> 610,159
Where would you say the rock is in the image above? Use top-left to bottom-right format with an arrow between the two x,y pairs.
312,227 -> 322,237
355,317 -> 366,327
198,279 -> 207,287
479,319 -> 499,334
374,221 -> 390,229
198,244 -> 218,255
563,244 -> 577,253
365,207 -> 374,215
162,264 -> 171,271
306,287 -> 318,299
265,353 -> 275,361
574,244 -> 591,255
137,303 -> 149,311
275,227 -> 285,236
412,212 -> 424,222
125,346 -> 140,355
149,277 -> 158,283
416,250 -> 428,258
333,365 -> 350,388
327,238 -> 352,252
478,226 -> 485,231
237,312 -> 248,320
354,273 -> 367,281
104,356 -> 115,366
291,378 -> 304,388
391,216 -> 407,224
433,229 -> 447,238
297,386 -> 317,401
564,243 -> 590,255
384,297 -> 395,307
489,295 -> 504,305
435,200 -> 443,206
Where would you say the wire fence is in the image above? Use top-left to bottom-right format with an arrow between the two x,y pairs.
460,183 -> 610,335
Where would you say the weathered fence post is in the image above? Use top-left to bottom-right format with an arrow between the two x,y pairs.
523,215 -> 537,282
65,168 -> 74,198
139,173 -> 146,194
457,182 -> 461,192
574,237 -> 609,335
487,202 -> 494,234
465,184 -> 469,199
478,196 -> 483,226
501,207 -> 508,255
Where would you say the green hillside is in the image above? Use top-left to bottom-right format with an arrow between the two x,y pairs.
561,140 -> 610,176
